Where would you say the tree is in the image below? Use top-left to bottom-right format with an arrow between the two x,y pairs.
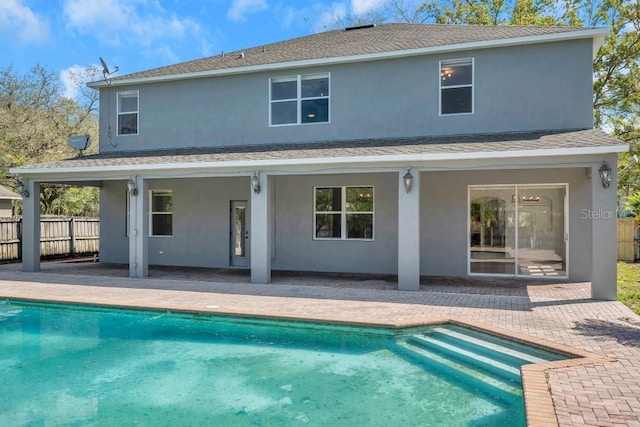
0,65 -> 100,216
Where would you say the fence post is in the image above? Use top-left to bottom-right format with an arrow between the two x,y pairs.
17,218 -> 22,262
70,217 -> 76,258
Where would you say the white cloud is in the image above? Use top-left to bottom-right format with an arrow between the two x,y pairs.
63,0 -> 202,49
227,0 -> 268,22
313,3 -> 348,32
60,64 -> 101,101
60,65 -> 86,100
0,0 -> 50,44
351,0 -> 385,15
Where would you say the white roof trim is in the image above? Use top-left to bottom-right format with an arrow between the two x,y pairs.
88,28 -> 608,88
11,144 -> 628,176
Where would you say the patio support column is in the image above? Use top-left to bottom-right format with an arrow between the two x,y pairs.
129,176 -> 148,278
398,170 -> 420,291
21,180 -> 41,272
590,158 -> 617,300
251,173 -> 271,284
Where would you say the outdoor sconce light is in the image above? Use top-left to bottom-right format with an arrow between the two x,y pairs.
598,162 -> 612,189
403,169 -> 414,193
16,180 -> 29,198
251,172 -> 261,194
127,178 -> 138,196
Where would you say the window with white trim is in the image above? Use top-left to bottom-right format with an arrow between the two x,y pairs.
117,90 -> 139,135
149,190 -> 172,236
440,59 -> 473,115
314,186 -> 373,240
270,73 -> 329,125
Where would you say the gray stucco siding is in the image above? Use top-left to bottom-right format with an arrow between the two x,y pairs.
271,173 -> 398,274
99,39 -> 594,153
100,177 -> 250,267
99,181 -> 128,264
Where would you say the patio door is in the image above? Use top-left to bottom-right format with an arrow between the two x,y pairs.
469,185 -> 567,277
230,201 -> 249,267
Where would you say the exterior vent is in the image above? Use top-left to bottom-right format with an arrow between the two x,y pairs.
345,24 -> 376,31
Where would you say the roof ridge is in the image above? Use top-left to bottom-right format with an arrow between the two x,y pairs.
93,23 -> 603,86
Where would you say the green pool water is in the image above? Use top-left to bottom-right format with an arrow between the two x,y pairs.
0,300 -> 534,426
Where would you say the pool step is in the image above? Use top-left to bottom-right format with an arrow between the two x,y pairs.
394,340 -> 522,403
407,334 -> 522,383
429,326 -> 550,364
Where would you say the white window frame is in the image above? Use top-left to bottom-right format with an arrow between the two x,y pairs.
313,185 -> 374,241
466,183 -> 569,279
269,73 -> 330,126
439,58 -> 474,116
149,189 -> 173,237
117,90 -> 139,135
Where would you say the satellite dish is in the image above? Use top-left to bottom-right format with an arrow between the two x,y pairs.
100,56 -> 111,75
99,57 -> 119,80
68,134 -> 92,155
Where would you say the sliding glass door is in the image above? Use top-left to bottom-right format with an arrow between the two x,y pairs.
469,185 -> 567,277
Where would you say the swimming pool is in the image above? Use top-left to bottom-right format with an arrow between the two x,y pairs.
0,300 -> 562,426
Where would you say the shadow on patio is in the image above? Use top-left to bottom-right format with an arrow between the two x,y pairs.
0,260 -> 594,312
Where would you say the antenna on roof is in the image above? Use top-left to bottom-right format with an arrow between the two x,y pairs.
99,57 -> 119,82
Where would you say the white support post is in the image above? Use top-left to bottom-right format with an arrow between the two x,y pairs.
251,173 -> 271,284
21,180 -> 40,272
129,176 -> 148,278
590,161 -> 617,300
398,170 -> 421,290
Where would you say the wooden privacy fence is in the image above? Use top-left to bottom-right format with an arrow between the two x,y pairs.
0,217 -> 99,262
618,218 -> 639,262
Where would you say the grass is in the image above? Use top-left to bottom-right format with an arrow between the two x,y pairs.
618,261 -> 640,315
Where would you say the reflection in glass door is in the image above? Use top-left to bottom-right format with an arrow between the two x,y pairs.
517,186 -> 566,277
469,185 -> 567,277
230,201 -> 249,267
469,187 -> 516,274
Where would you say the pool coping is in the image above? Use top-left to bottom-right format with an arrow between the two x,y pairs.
0,287 -> 615,427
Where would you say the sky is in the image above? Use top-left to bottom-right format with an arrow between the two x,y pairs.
0,0 -> 390,99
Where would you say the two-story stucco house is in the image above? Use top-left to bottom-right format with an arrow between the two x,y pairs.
12,24 -> 626,299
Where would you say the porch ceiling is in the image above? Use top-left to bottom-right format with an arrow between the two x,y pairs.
10,129 -> 627,178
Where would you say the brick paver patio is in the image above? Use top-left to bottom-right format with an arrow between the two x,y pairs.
1,262 -> 639,426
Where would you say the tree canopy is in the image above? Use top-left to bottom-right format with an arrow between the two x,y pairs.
0,65 -> 100,216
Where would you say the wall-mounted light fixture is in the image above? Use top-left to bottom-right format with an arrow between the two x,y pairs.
402,169 -> 414,193
15,179 -> 29,198
127,178 -> 138,196
598,162 -> 612,188
251,172 -> 261,194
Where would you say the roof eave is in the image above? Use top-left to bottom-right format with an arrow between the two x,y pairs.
10,143 -> 628,178
87,28 -> 608,89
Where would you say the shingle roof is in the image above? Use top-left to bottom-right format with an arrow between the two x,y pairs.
16,129 -> 623,172
0,184 -> 21,199
101,23 -> 601,84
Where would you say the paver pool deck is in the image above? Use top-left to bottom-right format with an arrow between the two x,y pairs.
1,262 -> 639,426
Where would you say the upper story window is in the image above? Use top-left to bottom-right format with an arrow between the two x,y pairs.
270,73 -> 329,126
440,59 -> 473,115
117,90 -> 139,135
314,186 -> 374,240
149,190 -> 172,236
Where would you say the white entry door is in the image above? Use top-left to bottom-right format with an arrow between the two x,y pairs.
230,201 -> 249,267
